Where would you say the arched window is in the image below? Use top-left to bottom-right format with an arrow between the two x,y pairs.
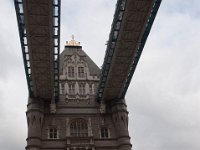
79,83 -> 85,95
68,66 -> 74,77
89,84 -> 93,95
70,119 -> 88,137
60,83 -> 64,94
68,83 -> 75,94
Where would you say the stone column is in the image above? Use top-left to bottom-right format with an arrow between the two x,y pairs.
111,99 -> 132,150
26,97 -> 44,150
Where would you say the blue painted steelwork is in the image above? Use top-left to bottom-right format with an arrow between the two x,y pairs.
14,0 -> 33,97
121,0 -> 162,98
96,0 -> 127,102
52,0 -> 61,102
14,0 -> 61,101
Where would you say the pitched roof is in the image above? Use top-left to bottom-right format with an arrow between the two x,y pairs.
59,46 -> 100,76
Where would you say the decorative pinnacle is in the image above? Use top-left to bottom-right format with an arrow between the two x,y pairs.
66,35 -> 81,46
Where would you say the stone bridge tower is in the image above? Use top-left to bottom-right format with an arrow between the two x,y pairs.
26,37 -> 132,150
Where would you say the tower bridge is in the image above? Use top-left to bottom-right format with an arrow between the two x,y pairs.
14,0 -> 162,150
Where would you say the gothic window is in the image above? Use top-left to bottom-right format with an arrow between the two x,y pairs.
78,67 -> 84,78
68,66 -> 74,78
70,119 -> 88,137
89,84 -> 93,95
79,84 -> 85,95
101,127 -> 109,138
93,83 -> 98,94
48,127 -> 58,139
68,83 -> 75,94
60,84 -> 64,94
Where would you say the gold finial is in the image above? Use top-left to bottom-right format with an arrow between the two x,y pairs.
66,35 -> 80,46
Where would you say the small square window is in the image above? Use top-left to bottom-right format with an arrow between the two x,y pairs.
48,127 -> 58,139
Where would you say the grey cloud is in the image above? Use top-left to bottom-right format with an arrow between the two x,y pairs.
126,8 -> 200,150
0,1 -> 23,79
162,0 -> 200,18
60,0 -> 116,67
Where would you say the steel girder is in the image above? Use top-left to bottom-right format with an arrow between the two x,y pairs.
14,0 -> 60,102
97,0 -> 127,102
121,0 -> 162,98
97,0 -> 162,102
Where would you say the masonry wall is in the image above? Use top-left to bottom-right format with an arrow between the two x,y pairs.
26,44 -> 131,150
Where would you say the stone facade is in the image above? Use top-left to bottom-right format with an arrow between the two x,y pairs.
26,38 -> 132,150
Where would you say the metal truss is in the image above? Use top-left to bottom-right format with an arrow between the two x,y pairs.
121,0 -> 162,98
97,0 -> 162,102
14,0 -> 33,96
96,0 -> 127,102
53,0 -> 61,102
14,0 -> 61,101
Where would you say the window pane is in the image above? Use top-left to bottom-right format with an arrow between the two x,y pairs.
70,119 -> 88,137
49,127 -> 58,139
69,84 -> 75,94
68,66 -> 74,77
78,67 -> 84,78
79,84 -> 85,95
89,84 -> 93,94
101,127 -> 108,138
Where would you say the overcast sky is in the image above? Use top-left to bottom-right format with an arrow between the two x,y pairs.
0,0 -> 200,150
